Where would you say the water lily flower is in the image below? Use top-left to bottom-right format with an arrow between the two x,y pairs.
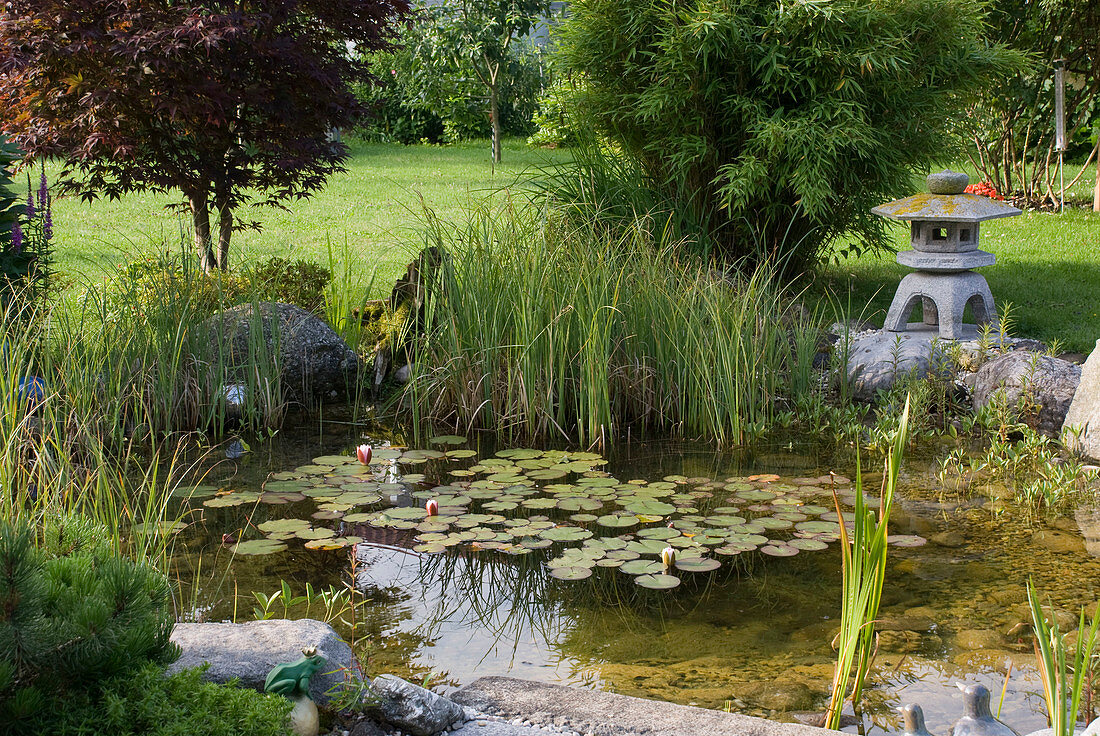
661,546 -> 676,569
356,444 -> 372,465
425,499 -> 439,516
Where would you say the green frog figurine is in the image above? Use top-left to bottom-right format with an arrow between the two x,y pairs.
264,647 -> 326,736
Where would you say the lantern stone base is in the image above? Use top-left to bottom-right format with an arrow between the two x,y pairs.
884,271 -> 997,340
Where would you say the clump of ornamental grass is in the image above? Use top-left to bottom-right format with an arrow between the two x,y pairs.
398,197 -> 821,446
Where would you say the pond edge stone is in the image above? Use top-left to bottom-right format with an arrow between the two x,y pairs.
168,618 -> 360,706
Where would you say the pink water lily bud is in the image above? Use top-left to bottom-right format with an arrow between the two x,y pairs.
425,499 -> 439,516
661,546 -> 676,569
356,444 -> 372,465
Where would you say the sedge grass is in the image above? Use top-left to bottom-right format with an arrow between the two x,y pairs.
401,197 -> 820,446
1027,580 -> 1100,736
825,395 -> 911,730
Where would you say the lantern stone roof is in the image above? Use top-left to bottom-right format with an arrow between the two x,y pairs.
871,170 -> 1021,223
871,192 -> 1022,223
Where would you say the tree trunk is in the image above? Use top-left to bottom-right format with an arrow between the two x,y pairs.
1094,152 -> 1099,212
487,59 -> 502,164
216,201 -> 233,271
190,194 -> 216,272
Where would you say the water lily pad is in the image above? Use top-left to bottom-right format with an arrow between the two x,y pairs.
760,544 -> 798,557
674,557 -> 721,572
635,573 -> 680,590
795,521 -> 836,533
539,527 -> 594,542
619,559 -> 664,575
203,493 -> 259,508
597,514 -> 637,528
704,514 -> 746,527
231,539 -> 287,556
259,491 -> 307,505
569,513 -> 599,523
557,497 -> 604,512
548,566 -> 593,580
789,538 -> 829,551
636,527 -> 680,540
173,484 -> 219,499
621,500 -> 676,516
527,468 -> 569,480
887,535 -> 927,547
520,537 -> 553,549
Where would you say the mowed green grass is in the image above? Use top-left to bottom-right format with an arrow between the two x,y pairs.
45,138 -> 1100,352
49,137 -> 569,293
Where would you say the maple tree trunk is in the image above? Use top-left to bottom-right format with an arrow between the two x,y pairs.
189,194 -> 217,273
216,201 -> 233,271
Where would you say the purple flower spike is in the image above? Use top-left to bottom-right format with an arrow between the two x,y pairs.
25,192 -> 35,221
38,171 -> 48,210
12,221 -> 22,253
43,201 -> 53,242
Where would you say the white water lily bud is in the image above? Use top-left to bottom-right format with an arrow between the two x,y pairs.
661,546 -> 676,569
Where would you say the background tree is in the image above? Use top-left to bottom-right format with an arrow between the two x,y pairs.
557,0 -> 1025,274
355,7 -> 546,145
0,0 -> 410,271
963,0 -> 1100,208
412,0 -> 552,162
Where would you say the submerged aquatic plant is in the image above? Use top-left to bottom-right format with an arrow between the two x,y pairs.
825,395 -> 910,730
1027,580 -> 1100,736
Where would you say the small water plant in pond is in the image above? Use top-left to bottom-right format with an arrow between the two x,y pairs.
826,396 -> 910,730
183,436 -> 927,594
1027,579 -> 1100,736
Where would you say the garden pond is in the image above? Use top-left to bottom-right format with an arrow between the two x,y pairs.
164,422 -> 1100,736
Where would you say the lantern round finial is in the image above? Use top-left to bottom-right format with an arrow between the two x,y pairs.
927,170 -> 969,194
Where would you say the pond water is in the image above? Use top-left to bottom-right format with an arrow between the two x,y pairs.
167,421 -> 1100,736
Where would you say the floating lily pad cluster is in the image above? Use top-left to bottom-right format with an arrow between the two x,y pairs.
183,438 -> 926,589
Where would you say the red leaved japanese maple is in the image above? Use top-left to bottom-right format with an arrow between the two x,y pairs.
0,0 -> 410,270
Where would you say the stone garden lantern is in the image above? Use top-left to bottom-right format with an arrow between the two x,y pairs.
872,171 -> 1021,340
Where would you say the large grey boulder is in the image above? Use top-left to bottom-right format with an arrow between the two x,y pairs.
201,302 -> 359,405
844,329 -> 950,402
972,351 -> 1081,437
168,619 -> 360,706
369,674 -> 466,736
1063,339 -> 1100,460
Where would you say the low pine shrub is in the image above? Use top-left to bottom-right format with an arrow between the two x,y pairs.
0,514 -> 178,730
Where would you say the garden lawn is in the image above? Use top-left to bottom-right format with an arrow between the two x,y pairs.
49,137 -> 569,295
820,207 -> 1100,354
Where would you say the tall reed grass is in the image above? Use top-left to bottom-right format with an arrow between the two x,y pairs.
400,198 -> 821,446
0,248 -> 346,567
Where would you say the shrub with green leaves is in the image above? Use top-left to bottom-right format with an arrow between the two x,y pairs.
557,0 -> 1025,273
246,256 -> 332,314
24,663 -> 292,736
0,515 -> 178,730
